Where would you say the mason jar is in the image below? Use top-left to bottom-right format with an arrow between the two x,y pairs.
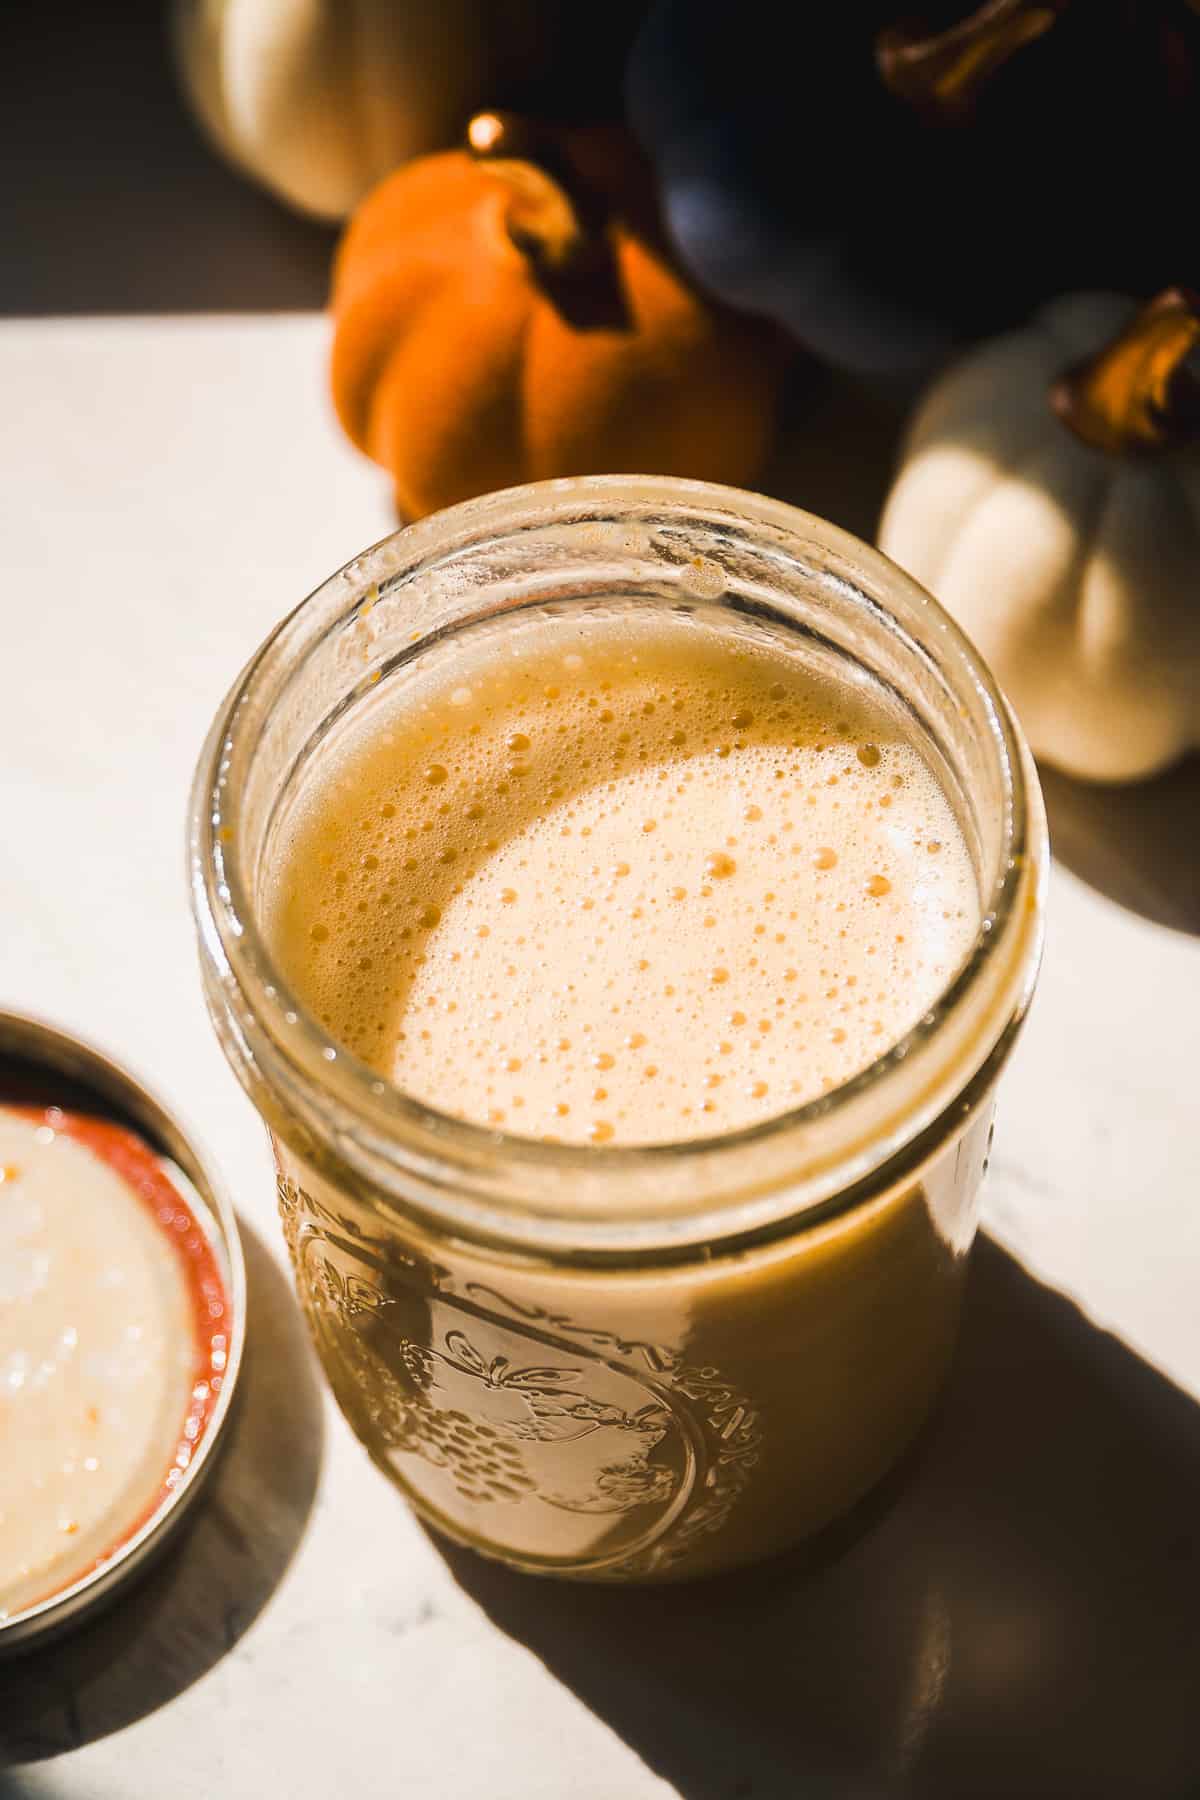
189,476 -> 1046,1583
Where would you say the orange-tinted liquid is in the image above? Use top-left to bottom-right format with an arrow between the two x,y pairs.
263,614 -> 986,1580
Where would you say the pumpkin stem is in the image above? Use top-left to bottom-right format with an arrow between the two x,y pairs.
468,112 -> 594,276
876,0 -> 1070,122
1051,288 -> 1200,456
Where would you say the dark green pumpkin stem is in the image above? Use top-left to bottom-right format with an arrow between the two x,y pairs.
1051,287 -> 1200,456
877,0 -> 1070,122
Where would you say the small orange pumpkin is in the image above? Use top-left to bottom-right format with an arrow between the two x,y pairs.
330,113 -> 782,519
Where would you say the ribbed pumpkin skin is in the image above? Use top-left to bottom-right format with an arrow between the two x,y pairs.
330,144 -> 780,521
879,294 -> 1200,783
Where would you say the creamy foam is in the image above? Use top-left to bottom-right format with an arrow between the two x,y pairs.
266,615 -> 979,1145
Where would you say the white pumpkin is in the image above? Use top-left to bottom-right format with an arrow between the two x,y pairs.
172,0 -> 615,222
879,291 -> 1200,783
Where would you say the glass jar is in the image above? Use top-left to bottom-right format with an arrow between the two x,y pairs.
189,476 -> 1046,1583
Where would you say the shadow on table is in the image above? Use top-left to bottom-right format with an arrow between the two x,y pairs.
1040,754 -> 1200,938
439,1238 -> 1200,1800
0,1224 -> 323,1766
4,0 -> 335,317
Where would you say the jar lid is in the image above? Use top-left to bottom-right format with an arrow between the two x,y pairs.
0,1010 -> 245,1653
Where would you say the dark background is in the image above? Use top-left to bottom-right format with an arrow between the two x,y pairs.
2,0 -> 335,316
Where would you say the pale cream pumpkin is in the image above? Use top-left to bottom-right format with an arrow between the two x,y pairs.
172,0 -> 633,222
879,290 -> 1200,783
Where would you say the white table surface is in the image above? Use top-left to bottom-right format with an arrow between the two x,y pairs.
2,316 -> 1199,1800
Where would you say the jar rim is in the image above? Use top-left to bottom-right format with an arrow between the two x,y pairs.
189,476 -> 1046,1259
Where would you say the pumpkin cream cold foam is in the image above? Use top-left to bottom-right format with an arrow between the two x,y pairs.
268,617 -> 978,1142
196,489 -> 1045,1585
